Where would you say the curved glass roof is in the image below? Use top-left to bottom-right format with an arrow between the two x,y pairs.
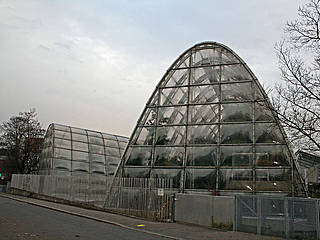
39,123 -> 128,176
114,41 -> 306,196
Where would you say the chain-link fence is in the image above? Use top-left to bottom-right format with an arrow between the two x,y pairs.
11,174 -> 173,221
235,195 -> 320,239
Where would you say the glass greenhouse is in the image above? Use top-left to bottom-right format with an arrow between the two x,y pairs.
39,123 -> 128,177
114,42 -> 306,196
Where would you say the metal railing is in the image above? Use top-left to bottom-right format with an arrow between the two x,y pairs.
235,195 -> 320,239
10,174 -> 173,221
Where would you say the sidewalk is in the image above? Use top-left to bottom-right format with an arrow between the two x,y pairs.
0,193 -> 282,240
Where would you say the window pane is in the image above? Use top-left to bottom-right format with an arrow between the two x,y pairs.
90,163 -> 106,175
255,145 -> 291,167
139,108 -> 157,126
221,124 -> 253,144
160,87 -> 188,106
71,127 -> 86,135
72,151 -> 89,162
105,147 -> 120,157
72,161 -> 89,173
221,64 -> 252,82
123,167 -> 150,178
190,85 -> 219,104
104,139 -> 119,148
185,169 -> 217,190
255,102 -> 274,122
53,159 -> 71,171
55,138 -> 71,149
221,103 -> 252,122
163,69 -> 189,87
255,169 -> 291,192
72,133 -> 88,142
156,126 -> 185,145
221,82 -> 253,101
152,169 -> 181,188
190,66 -> 220,84
187,125 -> 218,144
154,147 -> 184,166
54,147 -> 71,160
220,146 -> 253,166
188,104 -> 219,124
255,123 -> 284,144
131,127 -> 154,145
54,124 -> 70,132
88,136 -> 103,146
125,147 -> 152,166
192,48 -> 220,66
73,141 -> 88,152
158,106 -> 187,125
106,156 -> 120,165
186,146 -> 217,166
89,144 -> 104,154
88,153 -> 105,164
55,130 -> 71,140
219,169 -> 253,191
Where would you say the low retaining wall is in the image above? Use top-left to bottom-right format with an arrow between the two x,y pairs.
175,193 -> 234,230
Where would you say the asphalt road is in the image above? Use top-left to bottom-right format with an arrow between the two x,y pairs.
0,197 -> 167,240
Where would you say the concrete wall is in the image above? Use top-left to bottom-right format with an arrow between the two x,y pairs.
175,193 -> 234,229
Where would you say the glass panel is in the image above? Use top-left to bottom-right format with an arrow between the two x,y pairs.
221,64 -> 252,82
147,91 -> 159,107
163,69 -> 189,87
254,83 -> 265,100
72,141 -> 88,151
72,150 -> 89,162
139,107 -> 157,126
55,130 -> 71,140
152,169 -> 181,188
123,167 -> 150,178
160,87 -> 188,106
88,153 -> 105,164
88,136 -> 103,146
190,66 -> 220,84
190,85 -> 219,104
89,144 -> 104,154
54,124 -> 70,132
221,103 -> 253,122
221,82 -> 253,101
154,147 -> 184,166
107,164 -> 118,175
132,127 -> 154,145
220,146 -> 253,166
54,147 -> 71,160
86,130 -> 101,137
192,48 -> 219,66
255,145 -> 291,166
106,156 -> 120,165
72,161 -> 89,173
53,159 -> 71,171
156,126 -> 185,145
70,127 -> 86,135
188,125 -> 218,144
102,133 -> 117,140
72,133 -> 88,142
118,141 -> 127,149
117,136 -> 128,142
221,48 -> 240,64
185,169 -> 217,190
188,104 -> 219,124
171,52 -> 190,69
158,106 -> 187,125
219,169 -> 253,191
105,147 -> 120,157
221,123 -> 253,144
255,123 -> 284,144
255,169 -> 291,192
54,138 -> 71,149
104,139 -> 119,148
186,146 -> 217,166
125,147 -> 152,166
255,102 -> 274,122
90,163 -> 106,174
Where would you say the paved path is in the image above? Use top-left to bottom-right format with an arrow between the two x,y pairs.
0,193 -> 283,240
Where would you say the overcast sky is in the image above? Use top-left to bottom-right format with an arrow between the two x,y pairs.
0,0 -> 309,137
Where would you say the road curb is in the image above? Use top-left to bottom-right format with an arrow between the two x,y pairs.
0,193 -> 184,240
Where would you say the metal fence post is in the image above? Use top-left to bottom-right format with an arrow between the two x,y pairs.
257,196 -> 261,235
284,197 -> 289,239
170,193 -> 176,222
233,195 -> 237,231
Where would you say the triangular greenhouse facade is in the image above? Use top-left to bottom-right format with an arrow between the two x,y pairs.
115,42 -> 306,196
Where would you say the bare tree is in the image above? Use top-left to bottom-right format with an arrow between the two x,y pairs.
0,109 -> 45,177
273,0 -> 320,151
